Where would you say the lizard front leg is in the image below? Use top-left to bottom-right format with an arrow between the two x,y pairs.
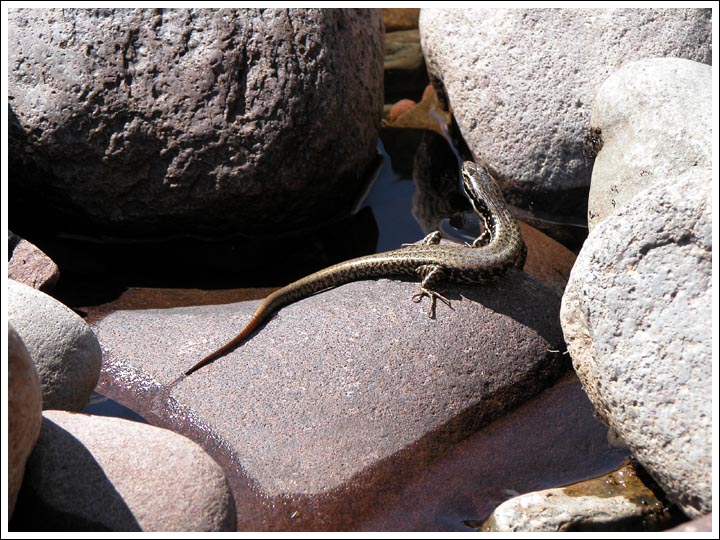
412,264 -> 452,318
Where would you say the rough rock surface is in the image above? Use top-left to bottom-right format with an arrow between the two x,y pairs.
13,411 -> 235,531
419,8 -> 711,218
482,461 -> 676,532
92,270 -> 567,529
7,325 -> 43,517
8,230 -> 60,292
561,172 -> 712,518
8,280 -> 102,411
588,58 -> 712,229
8,8 -> 384,236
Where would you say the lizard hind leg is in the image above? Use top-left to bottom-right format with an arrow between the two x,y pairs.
402,230 -> 443,248
412,264 -> 452,318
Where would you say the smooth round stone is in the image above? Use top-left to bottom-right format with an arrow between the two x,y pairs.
7,324 -> 43,517
8,280 -> 102,411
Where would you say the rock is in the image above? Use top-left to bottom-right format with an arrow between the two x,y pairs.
359,371 -> 631,531
666,513 -> 713,532
419,8 -> 711,219
588,58 -> 712,229
383,8 -> 420,32
8,280 -> 102,411
8,8 -> 384,237
12,411 -> 235,531
560,172 -> 712,518
388,99 -> 417,122
7,325 -> 43,517
8,230 -> 60,292
482,460 -> 679,532
92,271 -> 567,530
384,29 -> 428,102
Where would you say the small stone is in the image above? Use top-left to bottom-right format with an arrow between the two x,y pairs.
8,230 -> 60,292
388,99 -> 417,122
7,324 -> 43,517
588,58 -> 712,228
13,411 -> 235,531
482,461 -> 679,532
561,172 -> 712,517
8,280 -> 102,411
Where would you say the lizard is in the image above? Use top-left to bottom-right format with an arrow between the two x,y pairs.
183,160 -> 527,377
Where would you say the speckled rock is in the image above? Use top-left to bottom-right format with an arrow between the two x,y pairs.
8,230 -> 60,292
561,172 -> 712,518
8,8 -> 383,237
7,325 -> 43,517
588,58 -> 712,229
8,280 -> 102,411
13,411 -> 235,531
92,270 -> 566,530
482,461 -> 676,532
419,8 -> 711,219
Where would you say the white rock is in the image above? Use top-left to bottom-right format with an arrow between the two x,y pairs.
18,411 -> 236,531
419,8 -> 711,218
8,280 -> 102,411
561,172 -> 712,517
7,324 -> 43,517
588,58 -> 712,228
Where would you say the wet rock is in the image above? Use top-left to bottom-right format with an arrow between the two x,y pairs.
666,513 -> 713,532
7,324 -> 43,517
8,280 -> 102,411
419,8 -> 711,219
8,230 -> 60,292
384,29 -> 428,102
92,270 -> 567,530
359,371 -> 631,531
482,460 -> 679,532
13,411 -> 235,532
383,8 -> 420,32
561,172 -> 712,518
588,58 -> 712,229
8,8 -> 383,237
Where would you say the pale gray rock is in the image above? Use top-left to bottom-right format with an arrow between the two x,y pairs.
7,325 -> 43,517
92,271 -> 567,529
588,58 -> 712,229
482,461 -> 676,532
8,230 -> 60,292
561,172 -> 712,517
8,280 -> 102,411
419,8 -> 711,218
16,411 -> 235,531
8,8 -> 384,237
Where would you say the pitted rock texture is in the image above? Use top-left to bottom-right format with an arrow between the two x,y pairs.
419,8 -> 711,219
561,172 -> 712,518
92,271 -> 567,530
13,412 -> 235,532
588,58 -> 712,229
8,231 -> 60,292
8,280 -> 102,411
7,325 -> 43,517
8,8 -> 384,237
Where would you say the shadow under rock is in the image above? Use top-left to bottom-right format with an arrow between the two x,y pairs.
10,417 -> 141,532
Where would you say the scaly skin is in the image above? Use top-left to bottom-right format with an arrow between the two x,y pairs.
183,161 -> 526,376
